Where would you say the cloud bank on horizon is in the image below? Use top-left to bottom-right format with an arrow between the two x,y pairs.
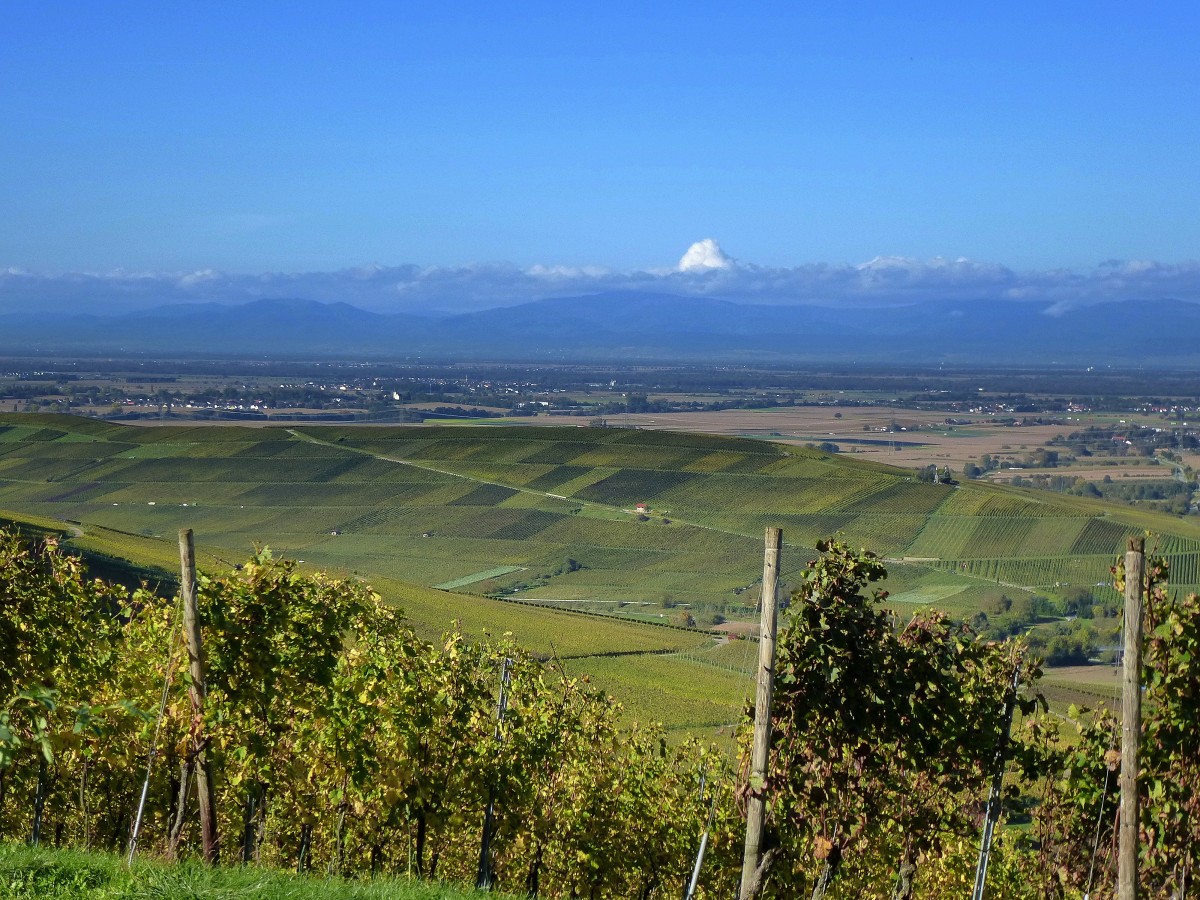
3,241 -> 1200,317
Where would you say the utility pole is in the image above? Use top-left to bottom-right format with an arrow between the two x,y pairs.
740,527 -> 783,900
1119,537 -> 1145,900
180,529 -> 220,864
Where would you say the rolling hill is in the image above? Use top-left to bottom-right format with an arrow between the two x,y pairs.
3,412 -> 1198,731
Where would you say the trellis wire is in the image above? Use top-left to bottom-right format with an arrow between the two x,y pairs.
970,663 -> 1022,900
475,655 -> 513,890
127,594 -> 184,865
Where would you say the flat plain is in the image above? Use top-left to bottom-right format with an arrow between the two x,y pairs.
616,405 -> 1176,468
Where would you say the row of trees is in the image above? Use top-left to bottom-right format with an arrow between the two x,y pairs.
3,526 -> 1199,896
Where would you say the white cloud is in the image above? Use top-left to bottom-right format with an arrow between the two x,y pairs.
178,269 -> 220,286
678,239 -> 734,272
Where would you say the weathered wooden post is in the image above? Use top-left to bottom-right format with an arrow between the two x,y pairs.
1119,537 -> 1145,900
740,527 -> 783,900
180,528 -> 220,864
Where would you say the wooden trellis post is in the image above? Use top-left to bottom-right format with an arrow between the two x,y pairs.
180,529 -> 220,864
740,527 -> 782,900
1118,537 -> 1145,900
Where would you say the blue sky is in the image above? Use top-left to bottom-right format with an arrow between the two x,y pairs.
3,2 -> 1199,287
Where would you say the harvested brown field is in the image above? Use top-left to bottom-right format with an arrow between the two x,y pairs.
618,407 -> 1078,470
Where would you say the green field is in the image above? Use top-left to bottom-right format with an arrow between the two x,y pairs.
4,413 -> 1200,731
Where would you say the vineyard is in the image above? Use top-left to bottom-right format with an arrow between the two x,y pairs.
3,528 -> 1199,899
2,417 -> 1200,607
0,528 -> 734,897
5,411 -> 1200,733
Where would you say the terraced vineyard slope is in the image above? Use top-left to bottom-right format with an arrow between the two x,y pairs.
4,413 -> 1200,729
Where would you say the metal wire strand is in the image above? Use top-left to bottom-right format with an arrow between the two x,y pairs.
127,595 -> 185,865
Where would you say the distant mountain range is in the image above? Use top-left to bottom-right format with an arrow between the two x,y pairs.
1,293 -> 1197,366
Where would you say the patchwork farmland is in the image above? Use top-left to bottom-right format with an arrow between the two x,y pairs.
3,413 -> 1200,731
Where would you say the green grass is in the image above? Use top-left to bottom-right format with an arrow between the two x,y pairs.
0,843 -> 496,900
886,580 -> 978,606
0,507 -> 73,535
565,649 -> 753,733
371,575 -> 711,658
434,565 -> 526,589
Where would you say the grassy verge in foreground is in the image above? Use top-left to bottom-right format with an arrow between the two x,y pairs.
0,843 -> 498,900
